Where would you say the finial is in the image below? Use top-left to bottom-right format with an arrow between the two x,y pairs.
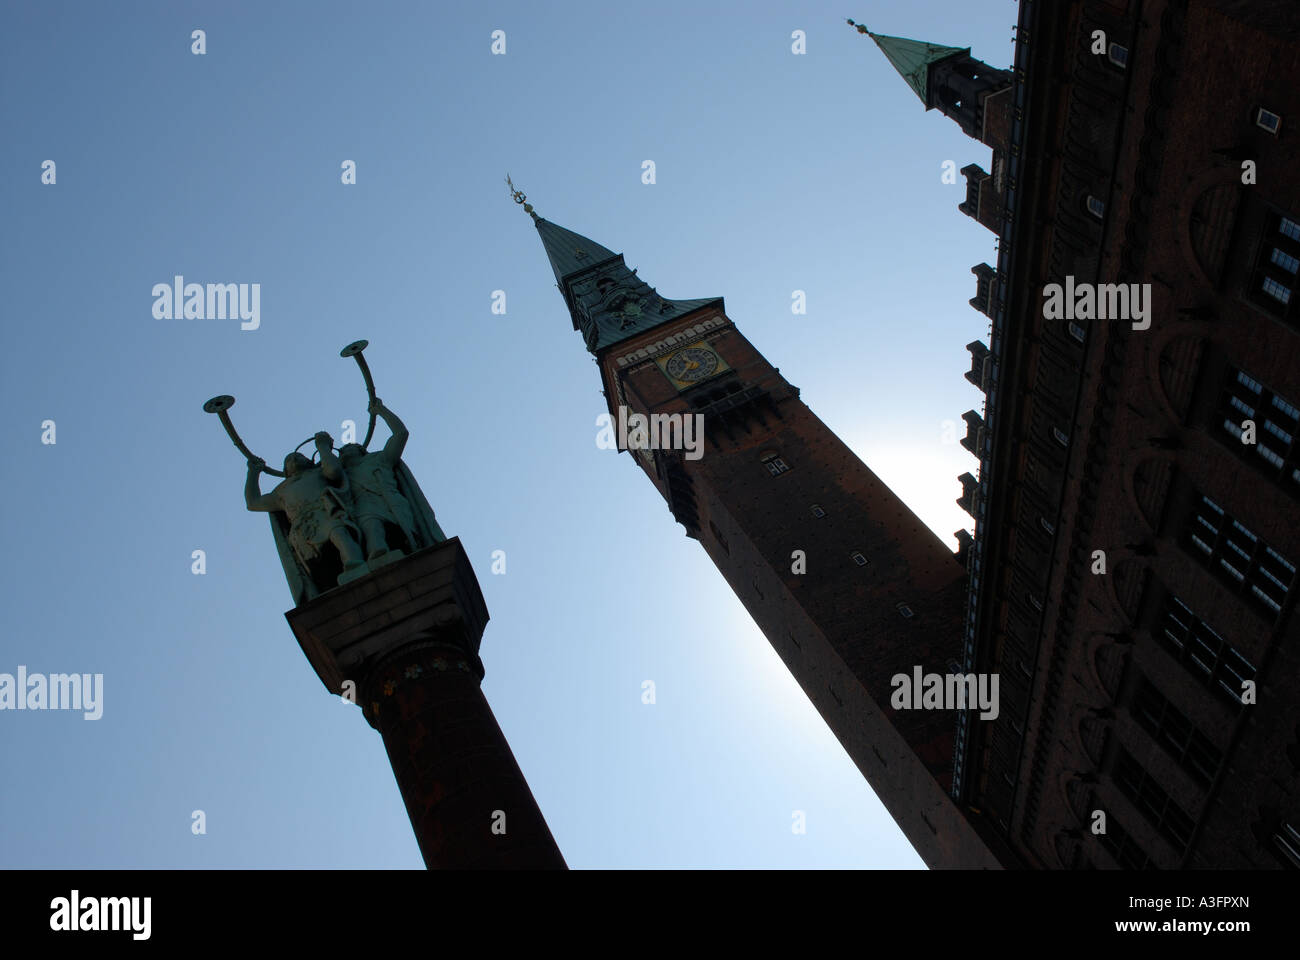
505,173 -> 539,221
846,18 -> 870,35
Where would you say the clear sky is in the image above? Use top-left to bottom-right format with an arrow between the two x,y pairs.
0,0 -> 1012,868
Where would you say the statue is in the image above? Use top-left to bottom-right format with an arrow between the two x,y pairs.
204,340 -> 447,607
245,433 -> 365,585
339,396 -> 446,561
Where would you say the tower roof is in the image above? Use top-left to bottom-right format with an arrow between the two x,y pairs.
530,216 -> 722,355
848,21 -> 969,105
508,178 -> 721,354
535,217 -> 621,287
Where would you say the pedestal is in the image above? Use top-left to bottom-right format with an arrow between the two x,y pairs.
285,537 -> 566,869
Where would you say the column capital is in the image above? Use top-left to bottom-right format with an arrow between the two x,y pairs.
285,537 -> 490,702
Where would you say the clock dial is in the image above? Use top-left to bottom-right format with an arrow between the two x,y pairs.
666,347 -> 719,382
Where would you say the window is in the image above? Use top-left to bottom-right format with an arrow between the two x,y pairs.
1108,43 -> 1129,68
1086,195 -> 1105,219
1114,748 -> 1196,850
1052,426 -> 1071,447
1132,676 -> 1224,786
851,552 -> 868,567
1264,277 -> 1293,305
761,453 -> 790,476
1068,321 -> 1087,343
1256,108 -> 1282,134
1250,213 -> 1300,319
1158,595 -> 1257,707
810,503 -> 826,518
1185,495 -> 1296,616
1218,366 -> 1300,495
1271,249 -> 1300,274
897,602 -> 914,619
1077,786 -> 1152,869
1097,807 -> 1153,869
1040,516 -> 1055,536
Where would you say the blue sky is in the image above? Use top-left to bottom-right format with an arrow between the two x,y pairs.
0,0 -> 1011,868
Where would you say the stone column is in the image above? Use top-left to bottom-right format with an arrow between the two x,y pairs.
286,537 -> 566,869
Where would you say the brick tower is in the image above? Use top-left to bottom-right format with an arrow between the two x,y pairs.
850,21 -> 1015,234
514,186 -> 1003,867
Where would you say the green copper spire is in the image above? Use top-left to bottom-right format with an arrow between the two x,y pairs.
509,183 -> 722,355
508,175 -> 618,282
536,217 -> 721,355
534,217 -> 621,288
847,19 -> 968,106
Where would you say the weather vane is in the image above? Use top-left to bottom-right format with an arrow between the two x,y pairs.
506,174 -> 538,220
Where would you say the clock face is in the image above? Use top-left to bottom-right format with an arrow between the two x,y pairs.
666,347 -> 719,383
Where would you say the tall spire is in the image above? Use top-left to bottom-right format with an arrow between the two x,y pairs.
847,19 -> 968,106
534,217 -> 620,289
513,194 -> 721,355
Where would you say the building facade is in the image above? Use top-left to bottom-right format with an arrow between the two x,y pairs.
871,0 -> 1300,868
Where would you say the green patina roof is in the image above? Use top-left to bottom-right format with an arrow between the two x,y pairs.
536,217 -> 621,285
534,217 -> 722,355
866,31 -> 969,105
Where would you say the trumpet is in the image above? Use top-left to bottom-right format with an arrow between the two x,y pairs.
340,339 -> 378,449
204,338 -> 380,476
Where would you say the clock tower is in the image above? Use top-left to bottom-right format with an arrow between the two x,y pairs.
515,186 -> 1004,868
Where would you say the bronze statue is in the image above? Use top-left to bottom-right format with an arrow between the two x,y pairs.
245,433 -> 365,580
339,398 -> 417,560
205,340 -> 446,606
